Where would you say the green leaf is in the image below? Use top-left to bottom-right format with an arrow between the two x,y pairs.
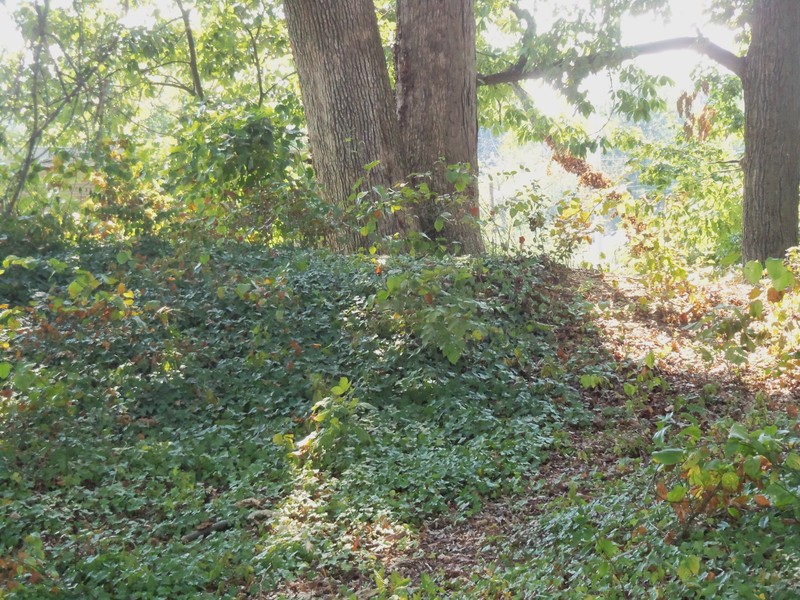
442,342 -> 462,365
653,448 -> 684,465
785,452 -> 800,471
721,472 -> 739,491
47,258 -> 68,273
677,555 -> 701,581
331,377 -> 350,396
728,423 -> 750,442
765,483 -> 797,508
434,217 -> 445,232
765,257 -> 785,280
679,425 -> 702,442
749,299 -> 763,318
116,250 -> 132,264
0,362 -> 11,379
666,485 -> 686,502
644,351 -> 655,369
363,160 -> 380,171
67,280 -> 84,298
743,260 -> 763,285
743,456 -> 762,479
386,275 -> 403,294
595,537 -> 619,558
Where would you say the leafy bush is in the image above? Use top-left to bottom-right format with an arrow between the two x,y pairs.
695,253 -> 800,374
165,104 -> 326,245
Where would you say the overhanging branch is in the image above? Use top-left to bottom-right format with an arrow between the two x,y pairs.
479,36 -> 744,87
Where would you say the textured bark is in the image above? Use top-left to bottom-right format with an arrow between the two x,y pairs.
396,0 -> 484,254
741,0 -> 800,262
284,0 -> 410,252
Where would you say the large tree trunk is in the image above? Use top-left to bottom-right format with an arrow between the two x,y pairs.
284,0 -> 410,251
396,0 -> 484,254
741,0 -> 800,263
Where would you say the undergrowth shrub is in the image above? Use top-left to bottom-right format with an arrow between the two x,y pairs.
694,252 -> 800,376
613,128 -> 743,298
166,104 -> 327,246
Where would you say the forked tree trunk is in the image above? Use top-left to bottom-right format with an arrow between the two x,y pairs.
741,0 -> 800,263
396,0 -> 484,254
284,0 -> 410,251
285,0 -> 484,254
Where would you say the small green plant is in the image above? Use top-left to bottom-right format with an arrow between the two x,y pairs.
371,257 -> 486,364
275,377 -> 374,471
652,413 -> 800,542
694,253 -> 799,374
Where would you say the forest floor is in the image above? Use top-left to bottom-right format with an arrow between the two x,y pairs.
275,268 -> 800,598
1,241 -> 798,599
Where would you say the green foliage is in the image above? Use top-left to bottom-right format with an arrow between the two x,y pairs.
461,428 -> 798,599
696,253 -> 800,374
346,163 -> 481,256
372,257 -> 486,364
653,415 -> 800,527
0,237 -> 592,596
166,104 -> 325,245
613,128 -> 743,297
482,167 -> 610,262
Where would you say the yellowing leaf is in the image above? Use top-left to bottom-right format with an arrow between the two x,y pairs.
721,472 -> 740,491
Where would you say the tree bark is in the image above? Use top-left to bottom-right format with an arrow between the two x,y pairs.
741,0 -> 800,263
284,0 -> 410,252
396,0 -> 484,254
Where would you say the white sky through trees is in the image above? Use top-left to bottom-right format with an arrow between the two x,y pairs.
0,0 -> 738,79
0,0 -> 739,137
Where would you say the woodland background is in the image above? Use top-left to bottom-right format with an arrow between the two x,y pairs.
0,0 -> 798,597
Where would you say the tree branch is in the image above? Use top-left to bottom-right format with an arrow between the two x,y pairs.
175,0 -> 204,100
479,36 -> 744,87
243,22 -> 265,107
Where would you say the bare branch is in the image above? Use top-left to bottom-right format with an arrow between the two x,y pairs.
175,0 -> 204,100
479,36 -> 744,87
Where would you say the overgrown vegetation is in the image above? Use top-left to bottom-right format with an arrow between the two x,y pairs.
2,0 -> 799,597
2,211 -> 798,596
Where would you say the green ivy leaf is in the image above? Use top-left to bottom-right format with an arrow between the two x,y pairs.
677,555 -> 701,581
595,537 -> 619,558
0,362 -> 11,379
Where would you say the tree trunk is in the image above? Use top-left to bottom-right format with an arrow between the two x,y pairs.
396,0 -> 484,254
284,0 -> 410,252
741,0 -> 800,263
